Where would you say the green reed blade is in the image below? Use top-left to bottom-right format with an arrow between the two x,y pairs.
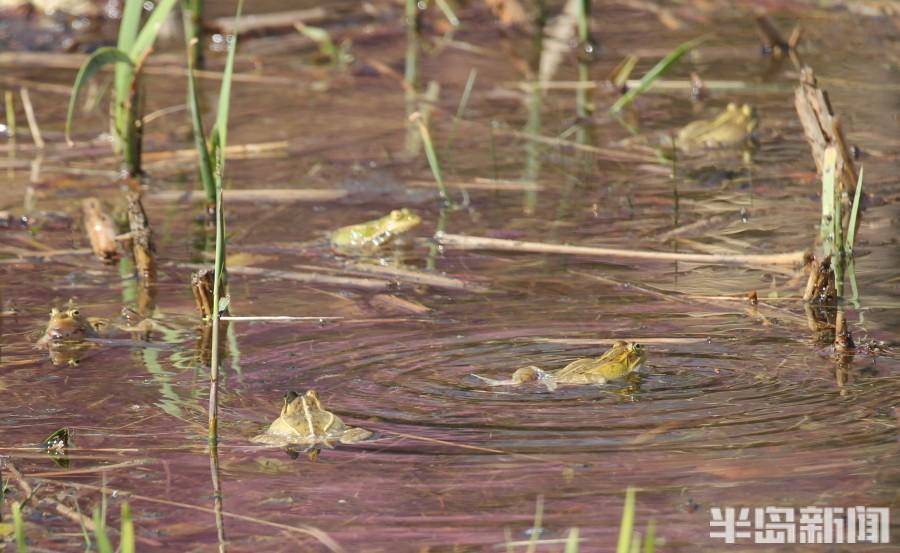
129,0 -> 179,63
845,166 -> 863,255
117,0 -> 142,55
120,503 -> 135,553
435,0 -> 459,26
186,48 -> 215,204
564,527 -> 580,553
65,47 -> 132,144
114,0 -> 142,126
643,520 -> 656,553
92,509 -> 113,553
413,115 -> 449,203
610,36 -> 708,114
211,0 -> 244,177
616,487 -> 636,553
12,502 -> 26,553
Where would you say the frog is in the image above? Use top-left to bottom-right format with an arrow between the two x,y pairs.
474,341 -> 646,391
252,390 -> 373,448
37,305 -> 103,347
676,103 -> 759,152
330,208 -> 422,255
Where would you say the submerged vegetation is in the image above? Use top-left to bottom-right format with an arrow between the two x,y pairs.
0,0 -> 896,550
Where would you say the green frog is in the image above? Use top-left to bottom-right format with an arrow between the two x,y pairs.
676,103 -> 759,152
330,208 -> 422,254
474,341 -> 646,391
252,390 -> 373,448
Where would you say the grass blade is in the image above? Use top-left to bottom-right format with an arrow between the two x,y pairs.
12,502 -> 26,553
411,113 -> 449,203
129,0 -> 179,62
564,527 -> 580,553
643,520 -> 655,553
211,0 -> 244,174
120,503 -> 135,553
92,509 -> 113,553
117,0 -> 143,54
845,166 -> 863,254
616,487 -> 636,553
114,0 -> 143,126
186,42 -> 215,205
65,47 -> 132,144
610,36 -> 707,113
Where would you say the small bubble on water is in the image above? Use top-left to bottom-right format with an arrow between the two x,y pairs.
142,1 -> 154,12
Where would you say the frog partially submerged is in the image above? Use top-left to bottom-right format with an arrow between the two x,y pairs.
474,341 -> 646,391
330,208 -> 422,254
252,390 -> 373,448
37,305 -> 103,347
676,103 -> 759,152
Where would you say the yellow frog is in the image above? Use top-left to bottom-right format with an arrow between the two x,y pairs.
252,390 -> 373,448
330,208 -> 422,254
474,341 -> 646,391
676,103 -> 758,151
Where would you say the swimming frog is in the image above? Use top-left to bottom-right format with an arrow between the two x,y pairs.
252,390 -> 373,448
330,209 -> 422,254
474,341 -> 646,391
677,103 -> 758,151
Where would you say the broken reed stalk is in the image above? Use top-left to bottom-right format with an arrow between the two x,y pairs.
126,189 -> 156,284
796,68 -> 866,350
191,268 -> 225,320
18,87 -> 43,149
437,233 -> 808,267
794,67 -> 858,196
82,198 -> 120,263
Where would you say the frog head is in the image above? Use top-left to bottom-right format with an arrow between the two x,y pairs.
383,208 -> 422,235
41,306 -> 97,344
623,342 -> 647,372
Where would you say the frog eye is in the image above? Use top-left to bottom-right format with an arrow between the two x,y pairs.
284,391 -> 299,403
389,210 -> 402,219
68,309 -> 80,317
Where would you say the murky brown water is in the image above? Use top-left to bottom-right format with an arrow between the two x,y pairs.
1,1 -> 898,551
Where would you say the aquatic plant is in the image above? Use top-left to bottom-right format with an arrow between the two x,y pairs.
296,23 -> 353,69
610,36 -> 707,114
187,1 -> 242,214
616,487 -> 655,553
10,501 -> 134,553
410,112 -> 451,204
65,0 -> 179,176
185,0 -> 243,447
182,0 -> 205,69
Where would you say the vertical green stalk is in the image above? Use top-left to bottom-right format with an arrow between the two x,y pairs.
404,0 -> 420,92
120,503 -> 135,553
182,0 -> 205,69
12,502 -> 26,553
575,0 -> 593,121
616,487 -> 636,553
404,0 -> 421,155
